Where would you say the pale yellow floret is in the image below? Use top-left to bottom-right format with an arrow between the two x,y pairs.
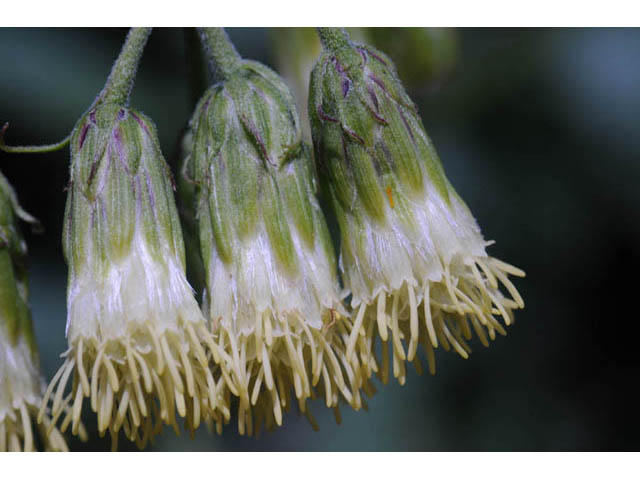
1,326 -> 77,451
214,309 -> 375,436
39,322 -> 227,450
1,401 -> 73,452
349,255 -> 525,384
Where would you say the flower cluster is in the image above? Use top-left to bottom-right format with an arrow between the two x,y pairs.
1,27 -> 525,450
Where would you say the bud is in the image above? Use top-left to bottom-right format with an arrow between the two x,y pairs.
185,58 -> 373,434
0,171 -> 69,451
41,104 -> 224,449
309,30 -> 525,384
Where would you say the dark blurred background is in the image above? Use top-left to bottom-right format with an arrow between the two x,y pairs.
1,27 -> 638,451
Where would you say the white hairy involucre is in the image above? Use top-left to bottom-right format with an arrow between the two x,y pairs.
342,176 -> 525,385
67,230 -> 204,343
43,224 -> 229,449
207,221 -> 341,335
343,181 -> 489,308
205,216 -> 376,436
42,229 -> 228,450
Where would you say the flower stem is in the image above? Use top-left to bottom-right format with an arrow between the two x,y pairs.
316,28 -> 352,53
98,27 -> 152,106
0,122 -> 70,154
197,28 -> 241,81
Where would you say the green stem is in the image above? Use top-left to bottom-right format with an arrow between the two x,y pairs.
316,28 -> 352,53
197,28 -> 241,81
98,27 -> 152,106
0,122 -> 70,154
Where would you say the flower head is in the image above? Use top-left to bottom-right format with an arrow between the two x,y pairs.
185,53 -> 374,434
309,29 -> 525,384
0,171 -> 69,451
41,104 -> 224,449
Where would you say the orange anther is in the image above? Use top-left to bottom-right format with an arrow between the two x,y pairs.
386,186 -> 394,208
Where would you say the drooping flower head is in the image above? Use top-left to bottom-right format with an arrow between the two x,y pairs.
184,28 -> 374,435
309,28 -> 525,384
40,103 -> 225,449
0,171 -> 69,451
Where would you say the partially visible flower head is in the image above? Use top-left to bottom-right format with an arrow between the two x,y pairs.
41,104 -> 226,449
185,57 -> 374,434
309,29 -> 525,384
0,171 -> 69,451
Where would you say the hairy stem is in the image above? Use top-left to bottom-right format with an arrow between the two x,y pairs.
0,123 -> 70,154
316,28 -> 352,53
98,27 -> 152,106
197,28 -> 241,81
